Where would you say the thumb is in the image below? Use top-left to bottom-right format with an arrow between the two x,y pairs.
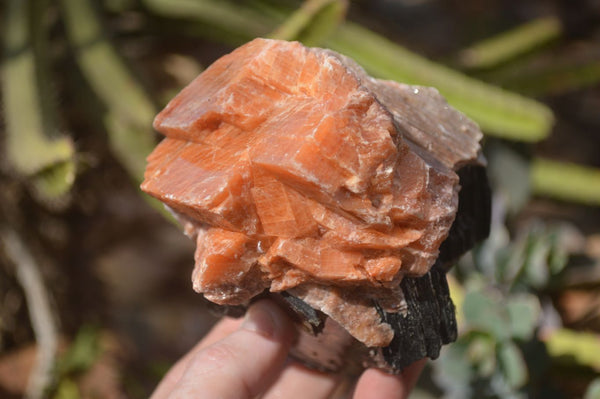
167,300 -> 296,399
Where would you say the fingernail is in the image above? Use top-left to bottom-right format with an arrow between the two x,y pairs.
241,300 -> 280,339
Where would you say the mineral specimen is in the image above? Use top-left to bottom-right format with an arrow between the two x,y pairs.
141,38 -> 485,350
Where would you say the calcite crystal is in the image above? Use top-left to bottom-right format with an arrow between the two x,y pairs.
141,38 -> 483,348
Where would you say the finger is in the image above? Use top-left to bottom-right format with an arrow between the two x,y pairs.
353,359 -> 427,399
150,317 -> 243,399
263,361 -> 340,399
167,300 -> 296,399
195,317 -> 243,350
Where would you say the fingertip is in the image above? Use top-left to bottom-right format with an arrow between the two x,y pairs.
167,300 -> 296,398
400,358 -> 427,392
354,359 -> 426,399
242,299 -> 295,343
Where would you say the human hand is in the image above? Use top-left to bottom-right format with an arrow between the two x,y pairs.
151,300 -> 425,399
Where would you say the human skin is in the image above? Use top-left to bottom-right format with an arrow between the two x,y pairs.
151,300 -> 425,399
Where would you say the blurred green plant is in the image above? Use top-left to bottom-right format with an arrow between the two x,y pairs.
532,158 -> 600,207
52,325 -> 102,399
545,328 -> 600,372
56,326 -> 102,375
469,16 -> 600,98
53,380 -> 79,399
434,182 -> 597,397
489,54 -> 600,97
143,0 -> 273,44
477,221 -> 569,290
2,0 -> 76,202
326,23 -> 554,142
1,1 -> 599,398
436,276 -> 542,398
457,16 -> 562,70
269,0 -> 347,46
586,378 -> 600,399
60,0 -> 157,184
59,0 -> 175,219
433,131 -> 599,397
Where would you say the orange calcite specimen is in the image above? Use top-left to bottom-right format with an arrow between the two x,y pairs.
141,39 -> 483,346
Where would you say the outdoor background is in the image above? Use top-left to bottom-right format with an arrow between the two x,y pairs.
1,0 -> 600,398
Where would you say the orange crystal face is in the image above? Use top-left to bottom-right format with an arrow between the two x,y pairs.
141,39 -> 464,305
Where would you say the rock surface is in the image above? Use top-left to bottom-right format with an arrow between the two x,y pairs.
141,38 -> 483,347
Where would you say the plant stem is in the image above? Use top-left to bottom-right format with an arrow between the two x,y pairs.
531,158 -> 600,206
1,228 -> 59,399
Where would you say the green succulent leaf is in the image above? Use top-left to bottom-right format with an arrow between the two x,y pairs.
457,16 -> 562,70
486,143 -> 532,215
2,0 -> 76,202
434,339 -> 474,398
326,23 -> 555,142
269,0 -> 347,46
506,295 -> 540,340
60,0 -> 157,185
52,378 -> 80,399
462,290 -> 509,340
467,334 -> 497,377
489,50 -> 600,97
545,329 -> 600,372
532,158 -> 600,207
585,378 -> 600,399
30,160 -> 77,201
57,325 -> 101,376
497,340 -> 528,389
143,0 -> 272,45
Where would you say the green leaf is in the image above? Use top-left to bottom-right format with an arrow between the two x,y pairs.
486,143 -> 532,214
103,113 -> 154,184
531,158 -> 600,206
547,229 -> 568,275
103,114 -> 174,220
269,0 -> 348,46
545,328 -> 600,371
487,220 -> 571,289
489,50 -> 600,97
506,295 -> 540,340
30,160 -> 76,201
326,23 -> 555,142
60,0 -> 157,185
142,0 -> 272,45
434,339 -> 474,398
2,0 -> 76,200
497,341 -> 528,389
523,231 -> 553,288
53,378 -> 80,399
585,378 -> 600,399
496,235 -> 526,285
60,0 -> 175,221
57,325 -> 101,376
462,290 -> 509,340
103,0 -> 136,13
457,16 -> 562,69
467,334 -> 497,377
